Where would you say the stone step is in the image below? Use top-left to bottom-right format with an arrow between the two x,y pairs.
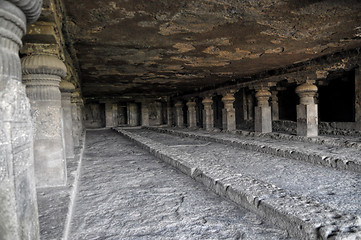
114,127 -> 361,240
146,127 -> 361,173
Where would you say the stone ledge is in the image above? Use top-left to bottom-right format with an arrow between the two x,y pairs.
114,127 -> 361,240
146,126 -> 361,173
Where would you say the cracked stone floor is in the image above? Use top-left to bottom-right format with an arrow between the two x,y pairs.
67,129 -> 290,240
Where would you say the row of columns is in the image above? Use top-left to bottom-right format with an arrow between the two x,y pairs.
172,82 -> 318,137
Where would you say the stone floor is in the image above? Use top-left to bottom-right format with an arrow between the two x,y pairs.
68,129 -> 290,239
116,127 -> 361,239
37,127 -> 361,239
127,128 -> 361,216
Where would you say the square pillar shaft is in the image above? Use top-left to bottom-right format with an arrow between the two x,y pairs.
356,67 -> 361,130
247,94 -> 254,120
271,91 -> 279,121
141,103 -> 150,126
22,54 -> 68,188
296,82 -> 318,137
105,102 -> 117,128
175,102 -> 184,127
186,101 -> 197,128
254,89 -> 272,133
128,103 -> 139,126
60,81 -> 75,159
202,97 -> 214,130
222,93 -> 236,131
0,1 -> 42,238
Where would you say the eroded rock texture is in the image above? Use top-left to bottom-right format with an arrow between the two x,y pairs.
62,0 -> 361,99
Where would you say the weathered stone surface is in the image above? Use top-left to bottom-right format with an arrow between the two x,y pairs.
0,1 -> 41,239
60,81 -> 75,158
69,129 -> 290,239
118,127 -> 361,239
149,127 -> 361,173
22,54 -> 68,187
60,0 -> 361,99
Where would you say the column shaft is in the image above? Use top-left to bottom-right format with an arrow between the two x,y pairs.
355,68 -> 361,130
71,92 -> 82,147
22,55 -> 68,188
60,82 -> 75,158
175,101 -> 184,127
127,103 -> 139,126
202,97 -> 214,130
186,100 -> 197,128
247,94 -> 254,120
254,89 -> 272,133
222,93 -> 236,131
296,82 -> 318,137
141,102 -> 150,126
271,91 -> 279,121
0,1 -> 41,238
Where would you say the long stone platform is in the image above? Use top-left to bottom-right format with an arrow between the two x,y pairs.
67,129 -> 290,239
115,127 -> 361,239
146,127 -> 361,173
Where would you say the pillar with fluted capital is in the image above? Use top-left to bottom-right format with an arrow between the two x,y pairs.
22,54 -> 67,188
0,1 -> 42,239
60,81 -> 75,158
202,97 -> 214,130
186,100 -> 197,128
296,82 -> 318,137
141,102 -> 150,126
222,93 -> 236,131
271,90 -> 279,121
254,88 -> 272,133
174,101 -> 184,127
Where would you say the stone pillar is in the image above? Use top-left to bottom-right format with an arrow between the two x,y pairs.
202,97 -> 214,131
295,82 -> 318,137
174,101 -> 184,127
155,101 -> 163,125
112,103 -> 118,127
22,54 -> 67,188
71,91 -> 82,147
271,90 -> 279,121
221,92 -> 236,131
254,88 -> 272,133
141,102 -> 150,126
186,100 -> 197,128
60,81 -> 75,159
355,67 -> 361,130
127,103 -> 139,126
0,1 -> 41,239
242,89 -> 248,120
167,98 -> 172,126
105,102 -> 115,128
247,94 -> 254,120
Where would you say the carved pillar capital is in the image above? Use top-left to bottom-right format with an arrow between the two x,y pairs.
8,0 -> 42,24
221,92 -> 235,110
295,82 -> 318,105
22,54 -> 67,101
255,88 -> 271,107
202,97 -> 213,108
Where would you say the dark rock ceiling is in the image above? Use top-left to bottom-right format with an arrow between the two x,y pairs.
62,0 -> 361,99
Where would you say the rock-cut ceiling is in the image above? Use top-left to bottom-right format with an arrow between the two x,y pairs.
62,0 -> 361,99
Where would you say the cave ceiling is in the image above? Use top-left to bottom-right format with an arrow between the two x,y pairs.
61,0 -> 361,99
